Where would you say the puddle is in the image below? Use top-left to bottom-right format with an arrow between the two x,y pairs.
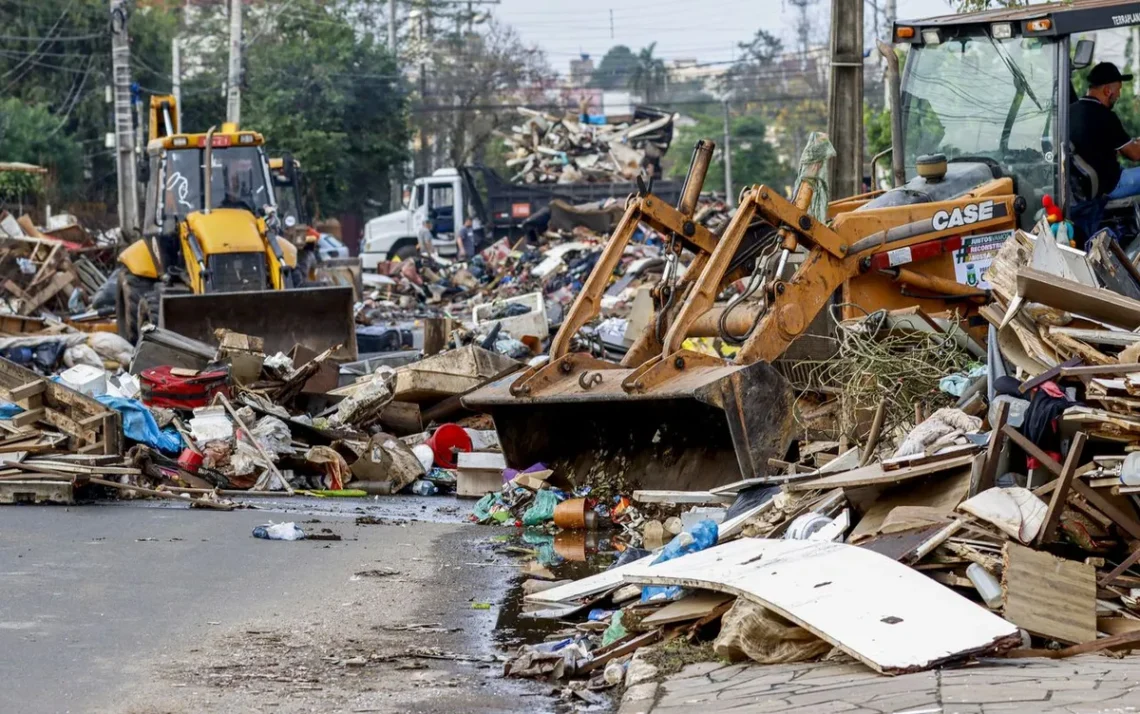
492,528 -> 626,649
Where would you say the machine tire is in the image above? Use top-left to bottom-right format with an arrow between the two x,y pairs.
117,272 -> 159,344
389,239 -> 418,261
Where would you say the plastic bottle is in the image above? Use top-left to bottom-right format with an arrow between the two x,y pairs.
966,563 -> 1002,608
604,660 -> 626,686
411,479 -> 439,496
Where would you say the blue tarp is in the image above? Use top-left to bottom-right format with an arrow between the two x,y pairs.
95,395 -> 183,454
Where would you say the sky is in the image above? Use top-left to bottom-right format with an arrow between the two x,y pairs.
494,0 -> 957,75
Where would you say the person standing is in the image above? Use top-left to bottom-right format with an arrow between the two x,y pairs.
417,219 -> 434,255
457,217 -> 475,260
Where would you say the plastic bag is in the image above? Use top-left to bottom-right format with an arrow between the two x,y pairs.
252,522 -> 306,541
601,610 -> 628,647
523,489 -> 561,526
713,600 -> 830,664
64,343 -> 102,369
642,519 -> 718,602
87,332 -> 134,366
472,493 -> 497,523
95,395 -> 183,454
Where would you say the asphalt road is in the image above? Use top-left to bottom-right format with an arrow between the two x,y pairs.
0,498 -> 553,714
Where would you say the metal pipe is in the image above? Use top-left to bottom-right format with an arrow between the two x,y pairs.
677,139 -> 714,215
888,267 -> 987,299
686,303 -> 763,337
202,125 -> 216,214
876,40 -> 906,188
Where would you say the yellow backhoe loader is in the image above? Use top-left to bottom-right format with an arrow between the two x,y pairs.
467,0 -> 1134,491
117,96 -> 356,359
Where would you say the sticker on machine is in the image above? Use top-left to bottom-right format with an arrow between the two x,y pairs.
952,229 -> 1013,290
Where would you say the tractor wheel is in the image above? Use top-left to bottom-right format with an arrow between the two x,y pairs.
116,272 -> 159,344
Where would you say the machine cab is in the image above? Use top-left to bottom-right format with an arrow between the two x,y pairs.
892,0 -> 1140,244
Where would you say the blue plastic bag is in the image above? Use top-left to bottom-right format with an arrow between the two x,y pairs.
95,395 -> 183,454
641,519 -> 719,602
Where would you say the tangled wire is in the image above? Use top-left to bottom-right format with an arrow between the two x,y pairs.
797,306 -> 975,455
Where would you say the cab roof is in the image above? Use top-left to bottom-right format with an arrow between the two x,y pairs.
146,130 -> 265,154
897,0 -> 1140,38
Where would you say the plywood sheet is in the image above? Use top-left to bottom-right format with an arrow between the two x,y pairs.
787,454 -> 975,493
1002,542 -> 1096,645
621,539 -> 1020,674
847,468 -> 972,543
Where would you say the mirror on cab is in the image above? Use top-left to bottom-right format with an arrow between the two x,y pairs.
1074,38 -> 1095,69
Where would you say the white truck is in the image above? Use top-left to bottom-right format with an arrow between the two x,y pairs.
360,165 -> 681,271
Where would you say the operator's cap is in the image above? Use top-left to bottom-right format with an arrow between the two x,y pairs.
1089,62 -> 1133,87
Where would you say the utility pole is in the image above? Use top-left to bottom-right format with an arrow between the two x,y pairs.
722,99 -> 734,207
827,0 -> 864,199
610,9 -> 614,39
883,0 -> 896,105
389,0 -> 397,50
226,0 -> 243,125
172,38 -> 181,124
110,0 -> 139,236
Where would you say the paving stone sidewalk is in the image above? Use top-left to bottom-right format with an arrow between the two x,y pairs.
619,655 -> 1140,714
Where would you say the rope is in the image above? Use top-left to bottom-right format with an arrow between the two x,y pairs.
795,307 -> 974,456
795,132 -> 837,223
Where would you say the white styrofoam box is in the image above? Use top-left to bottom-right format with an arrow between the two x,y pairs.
59,364 -> 107,397
456,451 -> 507,470
472,291 -> 549,340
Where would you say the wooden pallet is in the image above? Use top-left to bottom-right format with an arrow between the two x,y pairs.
0,480 -> 73,504
0,357 -> 121,454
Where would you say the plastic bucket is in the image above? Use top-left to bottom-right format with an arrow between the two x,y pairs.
177,448 -> 204,474
426,424 -> 472,469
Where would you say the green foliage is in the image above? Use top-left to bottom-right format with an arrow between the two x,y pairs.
954,0 -> 1025,13
590,45 -> 638,90
630,43 -> 667,104
865,103 -> 893,158
0,171 -> 44,204
667,112 -> 794,194
0,98 -> 82,200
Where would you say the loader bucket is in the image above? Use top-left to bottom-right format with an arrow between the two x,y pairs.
463,359 -> 794,492
160,286 -> 357,360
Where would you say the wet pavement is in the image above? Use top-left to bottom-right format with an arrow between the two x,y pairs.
0,494 -> 591,714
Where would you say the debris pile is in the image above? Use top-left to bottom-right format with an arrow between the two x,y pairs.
502,107 -> 677,184
0,209 -> 119,322
451,217 -> 1140,695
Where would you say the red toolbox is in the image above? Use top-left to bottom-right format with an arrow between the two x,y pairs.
140,366 -> 231,409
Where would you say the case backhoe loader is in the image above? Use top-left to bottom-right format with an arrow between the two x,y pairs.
116,96 -> 356,359
467,0 -> 1140,492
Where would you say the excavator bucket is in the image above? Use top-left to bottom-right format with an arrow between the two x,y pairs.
160,285 -> 357,360
466,358 -> 794,492
463,141 -> 798,492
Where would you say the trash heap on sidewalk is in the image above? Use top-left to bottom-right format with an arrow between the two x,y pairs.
457,218 -> 1140,693
502,107 -> 677,184
0,209 -> 120,323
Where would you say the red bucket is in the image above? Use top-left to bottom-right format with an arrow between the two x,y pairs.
426,424 -> 472,469
177,448 -> 204,474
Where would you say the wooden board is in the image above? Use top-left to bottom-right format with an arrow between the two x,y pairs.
1018,266 -> 1140,330
0,357 -> 119,454
787,454 -> 975,493
639,591 -> 734,626
1001,542 -> 1096,645
848,468 -> 972,544
620,539 -> 1021,674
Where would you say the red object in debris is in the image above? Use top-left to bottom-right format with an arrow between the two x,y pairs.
426,423 -> 472,469
139,366 -> 231,410
1043,195 -> 1062,223
177,448 -> 204,474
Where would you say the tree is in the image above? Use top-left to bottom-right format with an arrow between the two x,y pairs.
417,21 -> 551,170
725,29 -> 783,95
630,43 -> 667,104
0,99 -> 83,202
666,112 -> 794,194
590,45 -> 638,90
240,0 -> 409,218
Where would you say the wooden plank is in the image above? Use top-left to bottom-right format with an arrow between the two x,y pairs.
1070,479 -> 1140,541
1061,363 -> 1140,378
1019,357 -> 1081,394
632,490 -> 735,505
786,454 -> 975,493
1002,542 -> 1096,645
640,591 -> 734,627
1049,327 -> 1140,347
978,402 -> 1010,496
1097,618 -> 1140,636
1001,425 -> 1063,477
1098,548 -> 1140,587
620,539 -> 1021,674
10,409 -> 44,428
4,381 -> 44,402
1018,266 -> 1140,330
1038,432 -> 1087,546
20,271 -> 73,314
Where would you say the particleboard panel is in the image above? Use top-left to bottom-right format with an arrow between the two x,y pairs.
787,454 -> 975,493
847,468 -> 972,543
1001,542 -> 1096,645
620,539 -> 1020,674
1018,267 -> 1140,330
640,591 -> 734,626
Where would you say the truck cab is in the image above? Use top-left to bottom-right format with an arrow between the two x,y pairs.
361,168 -> 467,269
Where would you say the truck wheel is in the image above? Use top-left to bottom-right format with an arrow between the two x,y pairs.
389,239 -> 418,262
117,272 -> 158,344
